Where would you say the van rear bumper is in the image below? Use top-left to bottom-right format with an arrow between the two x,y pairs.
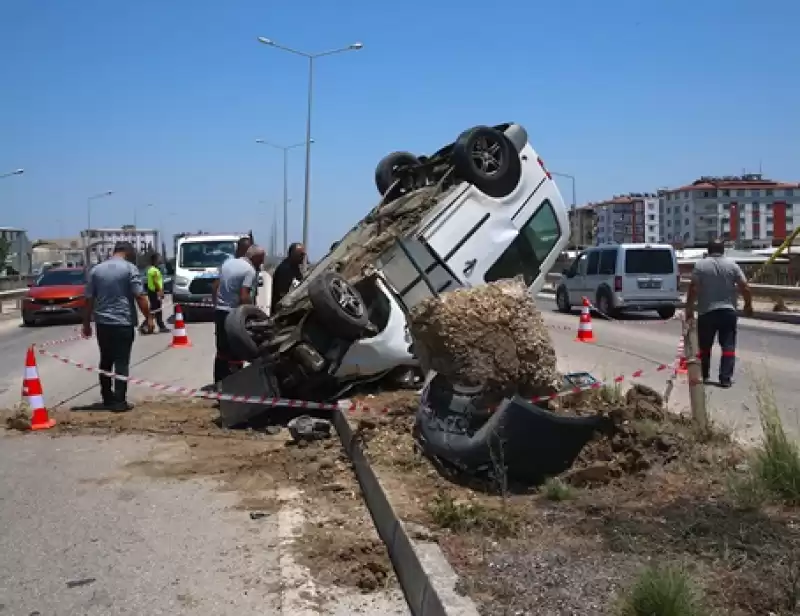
614,295 -> 681,311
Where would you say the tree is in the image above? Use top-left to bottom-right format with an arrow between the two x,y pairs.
0,237 -> 10,274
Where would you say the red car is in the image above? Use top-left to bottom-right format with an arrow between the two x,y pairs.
22,267 -> 87,326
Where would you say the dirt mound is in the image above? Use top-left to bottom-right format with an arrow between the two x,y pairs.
563,385 -> 696,486
409,278 -> 560,405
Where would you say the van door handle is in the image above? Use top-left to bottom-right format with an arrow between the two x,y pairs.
463,259 -> 477,277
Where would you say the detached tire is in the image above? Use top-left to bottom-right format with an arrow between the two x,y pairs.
309,272 -> 369,340
451,126 -> 521,198
375,151 -> 420,195
225,305 -> 268,362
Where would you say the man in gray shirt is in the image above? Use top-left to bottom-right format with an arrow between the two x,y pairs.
83,241 -> 151,410
686,238 -> 753,388
211,243 -> 266,386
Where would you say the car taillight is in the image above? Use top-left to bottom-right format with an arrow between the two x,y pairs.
537,156 -> 552,180
614,276 -> 622,292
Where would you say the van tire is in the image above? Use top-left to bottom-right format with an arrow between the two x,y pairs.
309,272 -> 370,340
451,126 -> 521,198
556,287 -> 571,313
225,305 -> 268,361
375,152 -> 421,195
596,288 -> 618,319
657,306 -> 676,320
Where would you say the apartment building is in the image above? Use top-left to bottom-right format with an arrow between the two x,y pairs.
590,194 -> 661,245
567,206 -> 597,248
659,174 -> 800,248
0,226 -> 32,274
80,226 -> 159,264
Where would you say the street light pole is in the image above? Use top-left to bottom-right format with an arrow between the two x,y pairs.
256,36 -> 363,252
255,138 -> 309,254
0,168 -> 24,179
86,191 -> 114,264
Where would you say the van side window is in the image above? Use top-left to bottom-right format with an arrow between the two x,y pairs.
484,200 -> 561,285
586,251 -> 600,275
598,249 -> 617,275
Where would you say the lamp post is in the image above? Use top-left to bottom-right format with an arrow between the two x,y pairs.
256,36 -> 363,252
255,138 -> 310,254
85,191 -> 114,263
0,168 -> 24,179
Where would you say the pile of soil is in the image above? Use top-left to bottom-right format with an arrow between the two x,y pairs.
409,278 -> 560,405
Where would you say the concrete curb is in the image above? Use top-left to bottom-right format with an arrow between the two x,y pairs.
536,290 -> 800,325
332,408 -> 459,616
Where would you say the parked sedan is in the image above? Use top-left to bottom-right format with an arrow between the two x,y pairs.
22,267 -> 87,326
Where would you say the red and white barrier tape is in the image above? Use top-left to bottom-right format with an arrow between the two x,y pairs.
36,345 -> 674,415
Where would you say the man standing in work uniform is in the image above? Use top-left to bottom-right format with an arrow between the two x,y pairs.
83,241 -> 151,411
271,242 -> 306,315
140,253 -> 169,334
211,243 -> 265,387
685,238 -> 754,388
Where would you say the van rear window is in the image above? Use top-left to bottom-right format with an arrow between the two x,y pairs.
624,249 -> 674,275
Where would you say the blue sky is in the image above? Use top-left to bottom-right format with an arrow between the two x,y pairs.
2,0 -> 799,258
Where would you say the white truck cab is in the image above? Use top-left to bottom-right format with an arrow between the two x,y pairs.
556,243 -> 680,319
173,233 -> 250,318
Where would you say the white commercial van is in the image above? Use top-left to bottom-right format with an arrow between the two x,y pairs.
220,122 -> 571,425
173,233 -> 251,320
556,243 -> 680,319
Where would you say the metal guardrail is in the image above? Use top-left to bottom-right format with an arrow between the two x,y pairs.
543,273 -> 800,300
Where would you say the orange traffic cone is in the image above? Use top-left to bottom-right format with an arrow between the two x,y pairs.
676,336 -> 688,375
575,297 -> 595,343
22,346 -> 56,430
169,305 -> 192,348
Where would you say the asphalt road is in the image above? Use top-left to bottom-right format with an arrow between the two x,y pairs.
0,278 -> 410,615
536,295 -> 800,443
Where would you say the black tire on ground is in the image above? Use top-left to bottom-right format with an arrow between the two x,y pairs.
451,126 -> 522,198
22,314 -> 35,327
657,306 -> 676,320
308,272 -> 370,340
375,151 -> 421,196
556,287 -> 571,313
596,287 -> 618,318
224,305 -> 269,362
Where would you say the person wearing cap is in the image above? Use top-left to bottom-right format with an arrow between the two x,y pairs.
685,238 -> 754,388
212,243 -> 266,387
83,241 -> 151,411
271,242 -> 306,315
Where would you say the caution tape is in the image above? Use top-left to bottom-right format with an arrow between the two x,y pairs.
36,345 -> 675,415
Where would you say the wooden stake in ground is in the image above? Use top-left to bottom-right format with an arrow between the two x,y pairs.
683,320 -> 710,438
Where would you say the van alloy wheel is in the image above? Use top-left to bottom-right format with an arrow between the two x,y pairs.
470,135 -> 504,176
329,276 -> 365,319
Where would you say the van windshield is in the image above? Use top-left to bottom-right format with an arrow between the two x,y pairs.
484,200 -> 561,285
179,241 -> 236,269
624,249 -> 674,275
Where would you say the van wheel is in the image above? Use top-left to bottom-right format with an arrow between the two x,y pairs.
596,289 -> 617,319
556,287 -> 571,313
657,306 -> 676,320
451,126 -> 521,198
309,272 -> 370,340
375,152 -> 421,196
